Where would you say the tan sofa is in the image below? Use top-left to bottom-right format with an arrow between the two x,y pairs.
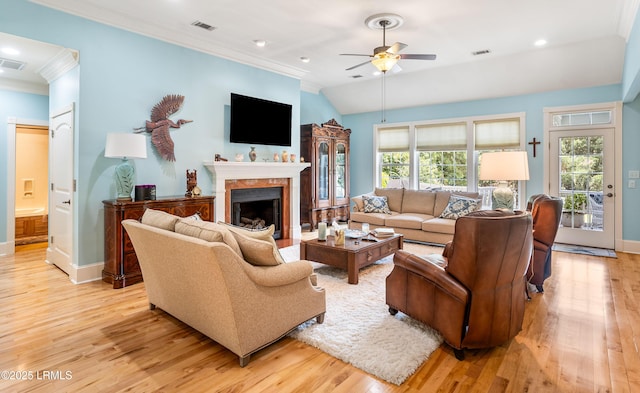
121,210 -> 325,367
349,188 -> 481,244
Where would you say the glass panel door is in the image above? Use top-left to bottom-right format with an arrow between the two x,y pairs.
318,141 -> 329,204
335,143 -> 346,200
550,128 -> 614,248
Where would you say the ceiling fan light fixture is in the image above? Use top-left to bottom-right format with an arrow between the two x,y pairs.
372,52 -> 400,72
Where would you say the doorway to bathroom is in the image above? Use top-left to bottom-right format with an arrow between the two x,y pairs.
15,124 -> 49,245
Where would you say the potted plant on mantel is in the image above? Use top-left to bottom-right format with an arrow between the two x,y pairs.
561,193 -> 587,228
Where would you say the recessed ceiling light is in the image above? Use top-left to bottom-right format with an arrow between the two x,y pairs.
300,57 -> 310,63
534,39 -> 547,47
2,47 -> 20,56
253,40 -> 266,47
0,69 -> 4,74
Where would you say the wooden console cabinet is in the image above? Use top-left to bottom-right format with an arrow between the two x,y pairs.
300,119 -> 351,229
102,196 -> 215,288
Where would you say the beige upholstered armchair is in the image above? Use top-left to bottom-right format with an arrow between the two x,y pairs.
122,218 -> 326,366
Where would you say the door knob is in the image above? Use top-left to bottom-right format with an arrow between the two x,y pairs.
62,200 -> 71,205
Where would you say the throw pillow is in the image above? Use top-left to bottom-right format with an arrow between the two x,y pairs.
140,209 -> 180,231
351,192 -> 374,212
174,219 -> 242,256
439,195 -> 480,220
231,231 -> 284,266
362,195 -> 392,214
220,223 -> 286,264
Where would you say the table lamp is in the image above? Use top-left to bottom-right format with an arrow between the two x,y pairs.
105,133 -> 147,200
479,151 -> 529,210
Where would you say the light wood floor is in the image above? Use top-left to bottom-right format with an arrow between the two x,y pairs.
1,242 -> 639,392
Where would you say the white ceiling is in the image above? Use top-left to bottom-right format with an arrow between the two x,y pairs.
2,0 -> 638,113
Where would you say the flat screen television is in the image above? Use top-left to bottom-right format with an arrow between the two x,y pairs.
230,93 -> 292,146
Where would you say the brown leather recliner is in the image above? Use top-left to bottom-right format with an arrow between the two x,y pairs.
526,194 -> 563,293
386,209 -> 533,359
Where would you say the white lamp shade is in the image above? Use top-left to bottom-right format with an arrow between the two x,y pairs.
105,133 -> 147,159
479,151 -> 530,181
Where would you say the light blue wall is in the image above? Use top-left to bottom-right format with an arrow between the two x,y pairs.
0,90 -> 49,241
343,84 -> 640,242
1,1 -> 302,265
622,95 -> 640,240
344,84 -> 621,197
623,8 -> 640,102
300,91 -> 342,126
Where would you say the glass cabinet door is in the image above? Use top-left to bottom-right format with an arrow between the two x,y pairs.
318,142 -> 329,202
335,143 -> 346,200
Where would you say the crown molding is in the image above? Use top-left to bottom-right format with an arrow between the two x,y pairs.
36,48 -> 79,83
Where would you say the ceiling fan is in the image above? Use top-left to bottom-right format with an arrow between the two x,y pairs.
341,14 -> 436,73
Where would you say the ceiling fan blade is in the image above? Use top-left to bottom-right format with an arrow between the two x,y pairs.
386,42 -> 408,55
340,53 -> 373,57
399,54 -> 437,60
346,60 -> 373,71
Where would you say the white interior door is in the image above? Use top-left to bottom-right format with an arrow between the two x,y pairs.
48,104 -> 74,275
549,128 -> 615,249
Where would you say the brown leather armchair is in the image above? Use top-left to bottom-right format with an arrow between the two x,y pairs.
386,210 -> 533,359
526,194 -> 563,293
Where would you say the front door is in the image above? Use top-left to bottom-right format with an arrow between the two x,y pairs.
47,104 -> 74,275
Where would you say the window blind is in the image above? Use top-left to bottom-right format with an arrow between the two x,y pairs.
377,126 -> 410,152
416,123 -> 467,150
475,119 -> 520,149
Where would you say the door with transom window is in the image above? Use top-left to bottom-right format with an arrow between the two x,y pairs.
546,104 -> 619,249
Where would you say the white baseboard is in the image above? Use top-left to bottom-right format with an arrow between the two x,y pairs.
619,239 -> 640,254
44,251 -> 104,284
0,241 -> 15,256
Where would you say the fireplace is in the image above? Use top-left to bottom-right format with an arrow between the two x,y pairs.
203,161 -> 311,240
230,187 -> 282,239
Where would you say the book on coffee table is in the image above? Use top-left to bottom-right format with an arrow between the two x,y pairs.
373,228 -> 395,238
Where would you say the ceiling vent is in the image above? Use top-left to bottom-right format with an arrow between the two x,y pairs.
0,57 -> 26,71
191,21 -> 216,31
472,49 -> 491,56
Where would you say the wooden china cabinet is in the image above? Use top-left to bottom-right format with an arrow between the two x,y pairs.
300,119 -> 351,229
102,195 -> 214,288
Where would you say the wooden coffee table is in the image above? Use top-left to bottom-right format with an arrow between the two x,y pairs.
300,233 -> 403,284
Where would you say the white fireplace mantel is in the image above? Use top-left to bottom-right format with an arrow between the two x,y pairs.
203,161 -> 310,239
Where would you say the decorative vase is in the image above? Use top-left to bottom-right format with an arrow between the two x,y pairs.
281,150 -> 288,162
249,147 -> 257,162
273,153 -> 279,162
290,153 -> 296,162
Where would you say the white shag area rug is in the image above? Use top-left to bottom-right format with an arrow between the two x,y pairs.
281,244 -> 443,385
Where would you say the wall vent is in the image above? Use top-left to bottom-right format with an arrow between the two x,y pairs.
471,49 -> 491,56
0,57 -> 26,70
191,21 -> 216,31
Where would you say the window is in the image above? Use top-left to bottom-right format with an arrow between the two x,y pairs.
475,118 -> 524,208
377,125 -> 410,188
416,123 -> 467,190
374,113 -> 526,208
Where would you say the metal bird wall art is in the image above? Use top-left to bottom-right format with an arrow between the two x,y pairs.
134,94 -> 192,161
